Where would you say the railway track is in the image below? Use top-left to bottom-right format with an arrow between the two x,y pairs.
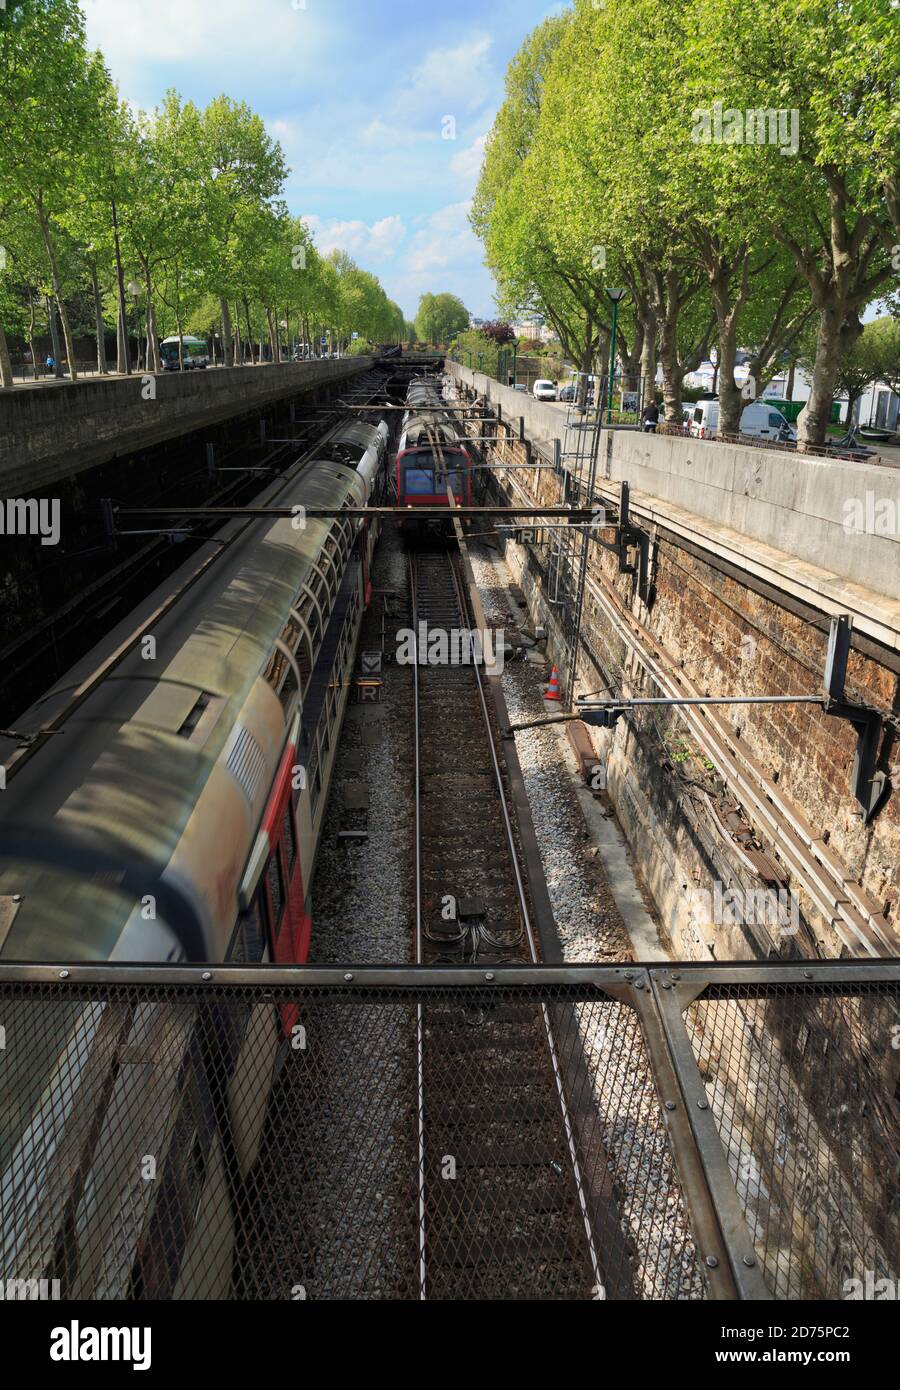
408,538 -> 609,1298
409,547 -> 527,963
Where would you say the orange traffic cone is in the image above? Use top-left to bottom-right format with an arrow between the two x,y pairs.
544,665 -> 562,701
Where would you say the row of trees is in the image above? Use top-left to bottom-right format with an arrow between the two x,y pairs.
472,0 -> 899,448
0,0 -> 409,386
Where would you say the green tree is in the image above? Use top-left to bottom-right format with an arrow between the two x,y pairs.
414,292 -> 469,344
0,0 -> 100,382
196,96 -> 287,367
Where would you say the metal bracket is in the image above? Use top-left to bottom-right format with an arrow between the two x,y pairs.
823,614 -> 889,822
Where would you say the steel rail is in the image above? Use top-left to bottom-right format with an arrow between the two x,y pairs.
445,522 -> 606,1297
407,551 -> 427,1300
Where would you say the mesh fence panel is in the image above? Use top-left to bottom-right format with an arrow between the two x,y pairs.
685,980 -> 900,1300
0,977 -> 704,1301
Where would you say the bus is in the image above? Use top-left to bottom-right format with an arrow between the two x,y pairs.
160,335 -> 210,371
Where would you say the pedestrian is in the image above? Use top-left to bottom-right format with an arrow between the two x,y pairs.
641,398 -> 660,433
45,353 -> 55,371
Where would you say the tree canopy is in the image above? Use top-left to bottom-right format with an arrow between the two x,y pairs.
0,0 -> 410,385
472,0 -> 898,447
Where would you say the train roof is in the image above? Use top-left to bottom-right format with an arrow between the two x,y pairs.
0,451 -> 369,960
399,383 -> 464,453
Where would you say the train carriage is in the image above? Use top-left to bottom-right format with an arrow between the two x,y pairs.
0,412 -> 390,1298
396,377 -> 473,537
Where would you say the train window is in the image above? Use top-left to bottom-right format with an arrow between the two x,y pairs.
282,802 -> 297,874
278,614 -> 302,654
267,852 -> 285,934
404,468 -> 435,495
295,630 -> 313,691
277,660 -> 299,716
264,646 -> 286,688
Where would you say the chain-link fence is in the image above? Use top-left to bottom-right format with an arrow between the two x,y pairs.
0,963 -> 896,1301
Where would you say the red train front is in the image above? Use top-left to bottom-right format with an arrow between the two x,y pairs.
396,376 -> 474,538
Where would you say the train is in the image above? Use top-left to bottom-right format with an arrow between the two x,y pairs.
395,377 -> 474,538
0,409 -> 390,1296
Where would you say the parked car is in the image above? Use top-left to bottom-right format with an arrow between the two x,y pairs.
558,376 -> 598,405
689,398 -> 796,443
533,378 -> 558,401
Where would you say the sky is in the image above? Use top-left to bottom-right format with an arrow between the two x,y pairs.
80,0 -> 571,323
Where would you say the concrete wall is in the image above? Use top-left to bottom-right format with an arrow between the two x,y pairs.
0,358 -> 373,494
447,362 -> 900,604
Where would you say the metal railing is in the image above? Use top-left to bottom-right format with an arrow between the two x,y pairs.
0,961 -> 896,1300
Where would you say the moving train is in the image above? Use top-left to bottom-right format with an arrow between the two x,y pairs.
0,409 -> 389,1296
396,377 -> 474,537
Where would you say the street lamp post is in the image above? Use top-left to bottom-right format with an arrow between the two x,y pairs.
605,287 -> 626,424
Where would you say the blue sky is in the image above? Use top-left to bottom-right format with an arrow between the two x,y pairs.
81,0 -> 570,321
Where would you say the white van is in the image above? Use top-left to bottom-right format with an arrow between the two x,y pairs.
533,379 -> 557,401
690,399 -> 796,443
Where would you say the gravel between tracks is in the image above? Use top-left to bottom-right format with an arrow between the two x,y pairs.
304,518 -> 701,1300
467,541 -> 634,963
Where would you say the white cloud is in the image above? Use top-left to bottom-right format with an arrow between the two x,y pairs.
302,214 -> 407,263
400,200 -> 482,280
393,35 -> 497,117
81,0 -> 327,106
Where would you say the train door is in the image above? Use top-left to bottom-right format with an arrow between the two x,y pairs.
262,747 -> 311,966
262,748 -> 311,1036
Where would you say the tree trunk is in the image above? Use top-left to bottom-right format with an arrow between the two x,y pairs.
707,253 -> 752,434
657,277 -> 683,421
48,298 -> 63,377
143,271 -> 161,374
621,319 -> 643,393
110,197 -> 130,375
577,326 -> 593,408
233,304 -> 242,364
27,289 -> 38,381
220,298 -> 234,367
0,323 -> 14,390
638,303 -> 658,409
266,307 -> 278,362
786,359 -> 795,399
37,195 -> 78,380
797,304 -> 847,450
243,299 -> 255,362
89,261 -> 108,374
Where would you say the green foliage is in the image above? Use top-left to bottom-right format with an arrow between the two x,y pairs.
472,0 -> 898,443
414,292 -> 470,344
0,5 -> 408,382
